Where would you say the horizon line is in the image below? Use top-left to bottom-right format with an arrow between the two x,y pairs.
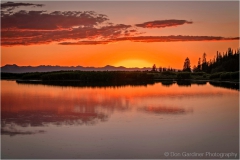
1,64 -> 182,70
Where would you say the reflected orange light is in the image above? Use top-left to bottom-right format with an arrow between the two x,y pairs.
1,80 -> 239,129
2,80 -> 237,114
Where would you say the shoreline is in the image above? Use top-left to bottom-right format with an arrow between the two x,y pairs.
12,79 -> 239,84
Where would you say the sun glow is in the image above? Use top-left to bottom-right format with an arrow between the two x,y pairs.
115,59 -> 153,68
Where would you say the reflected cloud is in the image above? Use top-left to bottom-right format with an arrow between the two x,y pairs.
139,106 -> 192,115
1,110 -> 109,136
1,128 -> 45,137
2,110 -> 109,127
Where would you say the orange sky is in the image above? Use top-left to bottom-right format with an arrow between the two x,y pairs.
1,1 -> 239,69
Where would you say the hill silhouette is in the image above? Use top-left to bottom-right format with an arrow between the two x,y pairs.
1,64 -> 152,73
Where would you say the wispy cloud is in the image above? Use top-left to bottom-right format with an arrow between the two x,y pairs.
59,41 -> 112,45
1,2 -> 238,46
113,35 -> 239,42
1,24 -> 138,46
1,2 -> 138,46
135,20 -> 192,28
58,36 -> 239,45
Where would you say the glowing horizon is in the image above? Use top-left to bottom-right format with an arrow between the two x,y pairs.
1,1 -> 239,69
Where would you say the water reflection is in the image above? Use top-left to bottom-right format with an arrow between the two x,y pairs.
209,81 -> 239,90
16,80 -> 155,88
1,80 -> 239,159
176,80 -> 192,87
191,80 -> 208,85
1,80 -> 237,137
16,79 -> 239,90
159,80 -> 175,87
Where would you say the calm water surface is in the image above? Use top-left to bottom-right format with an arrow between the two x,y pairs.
1,80 -> 239,159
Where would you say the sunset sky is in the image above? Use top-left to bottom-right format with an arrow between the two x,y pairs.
1,1 -> 239,69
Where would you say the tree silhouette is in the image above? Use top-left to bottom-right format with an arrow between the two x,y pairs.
159,66 -> 162,72
152,64 -> 157,72
201,52 -> 208,72
183,57 -> 191,72
197,58 -> 201,71
193,48 -> 239,73
193,57 -> 202,72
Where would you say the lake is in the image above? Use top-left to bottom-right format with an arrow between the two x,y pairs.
1,80 -> 239,159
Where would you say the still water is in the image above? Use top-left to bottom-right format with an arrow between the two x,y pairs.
1,80 -> 239,159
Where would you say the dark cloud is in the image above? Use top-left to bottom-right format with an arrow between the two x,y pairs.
1,1 -> 44,9
1,24 -> 137,46
1,8 -> 141,46
1,1 -> 44,17
58,36 -> 239,45
1,10 -> 109,30
1,3 -> 238,47
136,20 -> 192,28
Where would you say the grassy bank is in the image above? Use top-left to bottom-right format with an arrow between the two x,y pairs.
2,71 -> 154,82
150,71 -> 239,82
1,70 -> 239,82
149,71 -> 210,80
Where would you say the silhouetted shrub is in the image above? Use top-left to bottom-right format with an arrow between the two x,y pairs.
202,74 -> 207,78
177,72 -> 191,79
176,80 -> 191,86
231,71 -> 239,79
220,72 -> 231,80
161,71 -> 176,75
211,66 -> 224,73
209,72 -> 222,79
191,72 -> 206,76
40,71 -> 154,82
21,72 -> 45,80
161,80 -> 174,87
1,72 -> 24,79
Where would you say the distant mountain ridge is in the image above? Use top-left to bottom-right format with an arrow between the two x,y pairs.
1,64 -> 152,73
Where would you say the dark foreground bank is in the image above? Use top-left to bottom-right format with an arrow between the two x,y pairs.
1,70 -> 239,90
1,70 -> 239,81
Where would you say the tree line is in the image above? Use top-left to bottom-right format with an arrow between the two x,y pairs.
151,64 -> 180,72
185,48 -> 239,73
152,48 -> 239,73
